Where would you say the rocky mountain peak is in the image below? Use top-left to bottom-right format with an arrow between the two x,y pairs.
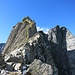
2,17 -> 37,54
1,17 -> 75,75
22,16 -> 33,23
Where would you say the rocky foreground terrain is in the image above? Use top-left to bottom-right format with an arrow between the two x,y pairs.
0,16 -> 75,75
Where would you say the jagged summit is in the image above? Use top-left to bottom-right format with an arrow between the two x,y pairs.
2,17 -> 37,54
22,16 -> 33,22
22,16 -> 36,25
1,17 -> 75,75
51,25 -> 67,31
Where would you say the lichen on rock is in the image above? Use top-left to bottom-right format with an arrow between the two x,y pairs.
2,16 -> 37,55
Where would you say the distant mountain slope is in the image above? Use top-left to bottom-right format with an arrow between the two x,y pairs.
0,43 -> 5,53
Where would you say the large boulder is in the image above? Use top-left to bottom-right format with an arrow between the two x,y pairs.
2,16 -> 37,55
27,59 -> 58,75
4,49 -> 23,63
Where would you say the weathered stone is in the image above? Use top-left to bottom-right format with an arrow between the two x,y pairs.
1,17 -> 75,75
6,62 -> 14,71
2,16 -> 37,54
1,69 -> 9,75
48,25 -> 72,75
67,50 -> 75,75
66,30 -> 75,51
21,32 -> 58,75
4,52 -> 22,63
27,59 -> 56,75
65,29 -> 75,75
14,63 -> 21,71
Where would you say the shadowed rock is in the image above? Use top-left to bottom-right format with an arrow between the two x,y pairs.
48,25 -> 72,75
0,54 -> 6,69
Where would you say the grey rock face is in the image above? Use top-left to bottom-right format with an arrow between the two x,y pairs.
26,33 -> 58,75
2,17 -> 37,54
0,43 -> 5,53
24,32 -> 58,75
66,30 -> 75,51
1,17 -> 75,75
4,32 -> 58,75
65,29 -> 75,75
27,59 -> 56,75
48,25 -> 72,75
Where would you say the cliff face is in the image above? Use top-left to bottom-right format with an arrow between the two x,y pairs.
2,17 -> 37,54
66,30 -> 75,51
66,31 -> 75,75
48,26 -> 72,75
1,17 -> 75,75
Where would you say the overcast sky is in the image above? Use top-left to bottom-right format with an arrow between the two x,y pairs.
0,0 -> 75,43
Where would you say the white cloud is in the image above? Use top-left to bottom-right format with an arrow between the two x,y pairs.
37,26 -> 49,34
37,27 -> 44,31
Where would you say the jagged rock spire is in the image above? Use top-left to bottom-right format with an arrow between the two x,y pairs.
22,16 -> 33,22
2,17 -> 37,54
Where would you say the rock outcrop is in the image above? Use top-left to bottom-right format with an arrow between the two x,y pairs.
48,25 -> 72,75
66,30 -> 75,75
1,17 -> 75,75
27,59 -> 54,75
0,43 -> 5,53
2,16 -> 37,54
3,32 -> 58,75
66,30 -> 75,51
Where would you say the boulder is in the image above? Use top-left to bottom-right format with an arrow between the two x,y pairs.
14,63 -> 22,71
0,69 -> 9,75
27,59 -> 58,75
4,53 -> 22,63
6,62 -> 14,71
